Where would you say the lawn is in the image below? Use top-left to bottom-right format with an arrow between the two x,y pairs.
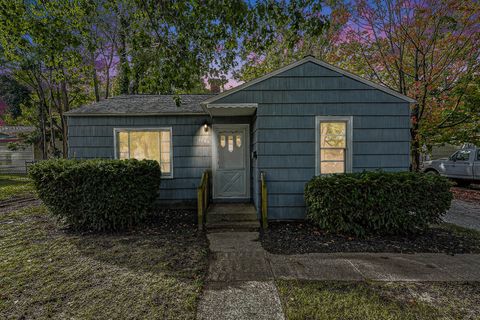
0,205 -> 209,319
277,280 -> 480,320
0,174 -> 36,201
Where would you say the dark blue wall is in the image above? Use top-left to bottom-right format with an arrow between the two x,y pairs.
67,61 -> 411,219
68,115 -> 211,203
213,61 -> 411,219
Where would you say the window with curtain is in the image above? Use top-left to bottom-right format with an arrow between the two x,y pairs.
316,117 -> 352,175
115,128 -> 172,177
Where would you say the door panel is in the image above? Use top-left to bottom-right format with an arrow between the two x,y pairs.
450,150 -> 472,179
474,150 -> 480,180
213,125 -> 249,199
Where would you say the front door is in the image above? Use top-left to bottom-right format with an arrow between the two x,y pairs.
213,124 -> 250,199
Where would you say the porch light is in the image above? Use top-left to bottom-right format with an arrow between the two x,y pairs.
203,121 -> 209,132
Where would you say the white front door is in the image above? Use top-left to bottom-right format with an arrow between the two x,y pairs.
213,124 -> 250,199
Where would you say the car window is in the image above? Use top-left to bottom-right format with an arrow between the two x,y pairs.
454,150 -> 471,161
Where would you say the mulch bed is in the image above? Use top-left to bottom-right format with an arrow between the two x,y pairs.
261,222 -> 480,255
452,186 -> 480,204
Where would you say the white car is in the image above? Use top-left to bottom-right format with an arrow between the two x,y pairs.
421,147 -> 480,187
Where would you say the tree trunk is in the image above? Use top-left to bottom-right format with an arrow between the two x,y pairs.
105,69 -> 110,99
35,80 -> 49,159
410,104 -> 421,171
60,79 -> 69,158
49,107 -> 56,157
92,51 -> 100,102
39,102 -> 47,159
118,15 -> 130,94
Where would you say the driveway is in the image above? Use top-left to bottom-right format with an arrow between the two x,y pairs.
443,199 -> 480,231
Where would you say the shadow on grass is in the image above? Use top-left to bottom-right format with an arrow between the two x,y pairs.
68,208 -> 208,279
1,205 -> 209,319
0,178 -> 26,187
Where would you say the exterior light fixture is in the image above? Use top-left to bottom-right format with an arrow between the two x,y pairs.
203,121 -> 209,132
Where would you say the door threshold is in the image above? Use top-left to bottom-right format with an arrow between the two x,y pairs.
212,198 -> 251,204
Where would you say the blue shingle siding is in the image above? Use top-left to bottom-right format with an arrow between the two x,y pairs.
67,115 -> 256,205
67,60 -> 411,219
68,115 -> 211,204
252,115 -> 259,214
213,61 -> 411,220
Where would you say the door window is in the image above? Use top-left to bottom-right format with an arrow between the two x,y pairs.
220,135 -> 226,148
454,150 -> 471,161
228,135 -> 234,152
236,135 -> 242,147
218,131 -> 244,169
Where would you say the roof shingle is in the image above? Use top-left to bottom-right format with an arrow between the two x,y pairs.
65,94 -> 214,116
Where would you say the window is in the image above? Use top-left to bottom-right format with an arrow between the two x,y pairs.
477,150 -> 480,161
453,150 -> 471,161
316,116 -> 352,175
114,128 -> 172,177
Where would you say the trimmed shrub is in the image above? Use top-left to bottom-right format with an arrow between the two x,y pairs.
29,159 -> 161,231
304,171 -> 452,236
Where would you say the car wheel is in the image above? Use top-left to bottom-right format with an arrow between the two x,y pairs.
425,170 -> 439,175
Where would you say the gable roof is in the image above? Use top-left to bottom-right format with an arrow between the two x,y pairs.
201,56 -> 416,105
65,94 -> 213,116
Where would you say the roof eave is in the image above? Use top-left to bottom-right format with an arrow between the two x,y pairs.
64,112 -> 208,117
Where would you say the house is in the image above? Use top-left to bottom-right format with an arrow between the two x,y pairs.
0,126 -> 36,173
65,56 -> 415,220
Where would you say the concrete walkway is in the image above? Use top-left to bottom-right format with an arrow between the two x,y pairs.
197,232 -> 285,320
444,199 -> 480,231
269,252 -> 480,281
197,229 -> 480,320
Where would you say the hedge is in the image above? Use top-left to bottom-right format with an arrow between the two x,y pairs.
304,171 -> 452,236
29,159 -> 161,231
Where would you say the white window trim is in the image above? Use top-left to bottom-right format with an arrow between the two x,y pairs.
113,127 -> 173,179
315,116 -> 353,175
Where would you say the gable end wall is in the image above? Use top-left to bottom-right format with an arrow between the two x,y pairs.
214,61 -> 411,219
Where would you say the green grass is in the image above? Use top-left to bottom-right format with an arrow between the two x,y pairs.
438,222 -> 480,239
0,174 -> 36,200
0,205 -> 209,319
276,280 -> 480,320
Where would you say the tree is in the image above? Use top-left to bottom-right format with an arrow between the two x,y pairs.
427,74 -> 480,147
341,0 -> 480,170
238,0 -> 339,81
119,0 -> 329,94
0,0 -> 332,158
0,75 -> 31,119
0,0 -> 93,158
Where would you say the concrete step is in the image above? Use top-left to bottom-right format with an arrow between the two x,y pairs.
206,220 -> 260,232
208,203 -> 256,215
207,212 -> 258,223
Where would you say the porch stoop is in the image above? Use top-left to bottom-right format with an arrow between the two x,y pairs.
206,203 -> 260,231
